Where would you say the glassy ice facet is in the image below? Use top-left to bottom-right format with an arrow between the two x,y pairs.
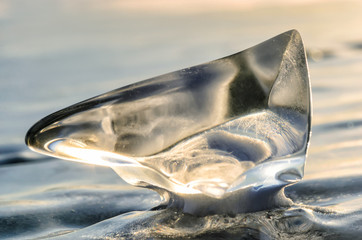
26,30 -> 311,214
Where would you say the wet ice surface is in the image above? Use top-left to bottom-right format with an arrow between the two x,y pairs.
1,158 -> 361,239
1,0 -> 362,239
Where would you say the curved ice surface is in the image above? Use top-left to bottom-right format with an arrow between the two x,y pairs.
26,30 -> 311,214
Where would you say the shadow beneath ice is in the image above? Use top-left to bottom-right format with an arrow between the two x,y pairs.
48,175 -> 362,239
0,144 -> 49,165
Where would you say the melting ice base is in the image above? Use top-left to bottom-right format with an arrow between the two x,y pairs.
26,30 -> 311,215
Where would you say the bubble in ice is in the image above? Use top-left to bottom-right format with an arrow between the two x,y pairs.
26,30 -> 311,215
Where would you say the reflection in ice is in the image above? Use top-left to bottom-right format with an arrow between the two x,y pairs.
26,30 -> 311,215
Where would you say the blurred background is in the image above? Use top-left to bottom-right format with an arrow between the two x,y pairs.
1,0 -> 361,148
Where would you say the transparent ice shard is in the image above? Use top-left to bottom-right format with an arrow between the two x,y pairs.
26,30 -> 311,215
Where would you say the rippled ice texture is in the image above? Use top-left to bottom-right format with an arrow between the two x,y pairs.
1,0 -> 362,239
